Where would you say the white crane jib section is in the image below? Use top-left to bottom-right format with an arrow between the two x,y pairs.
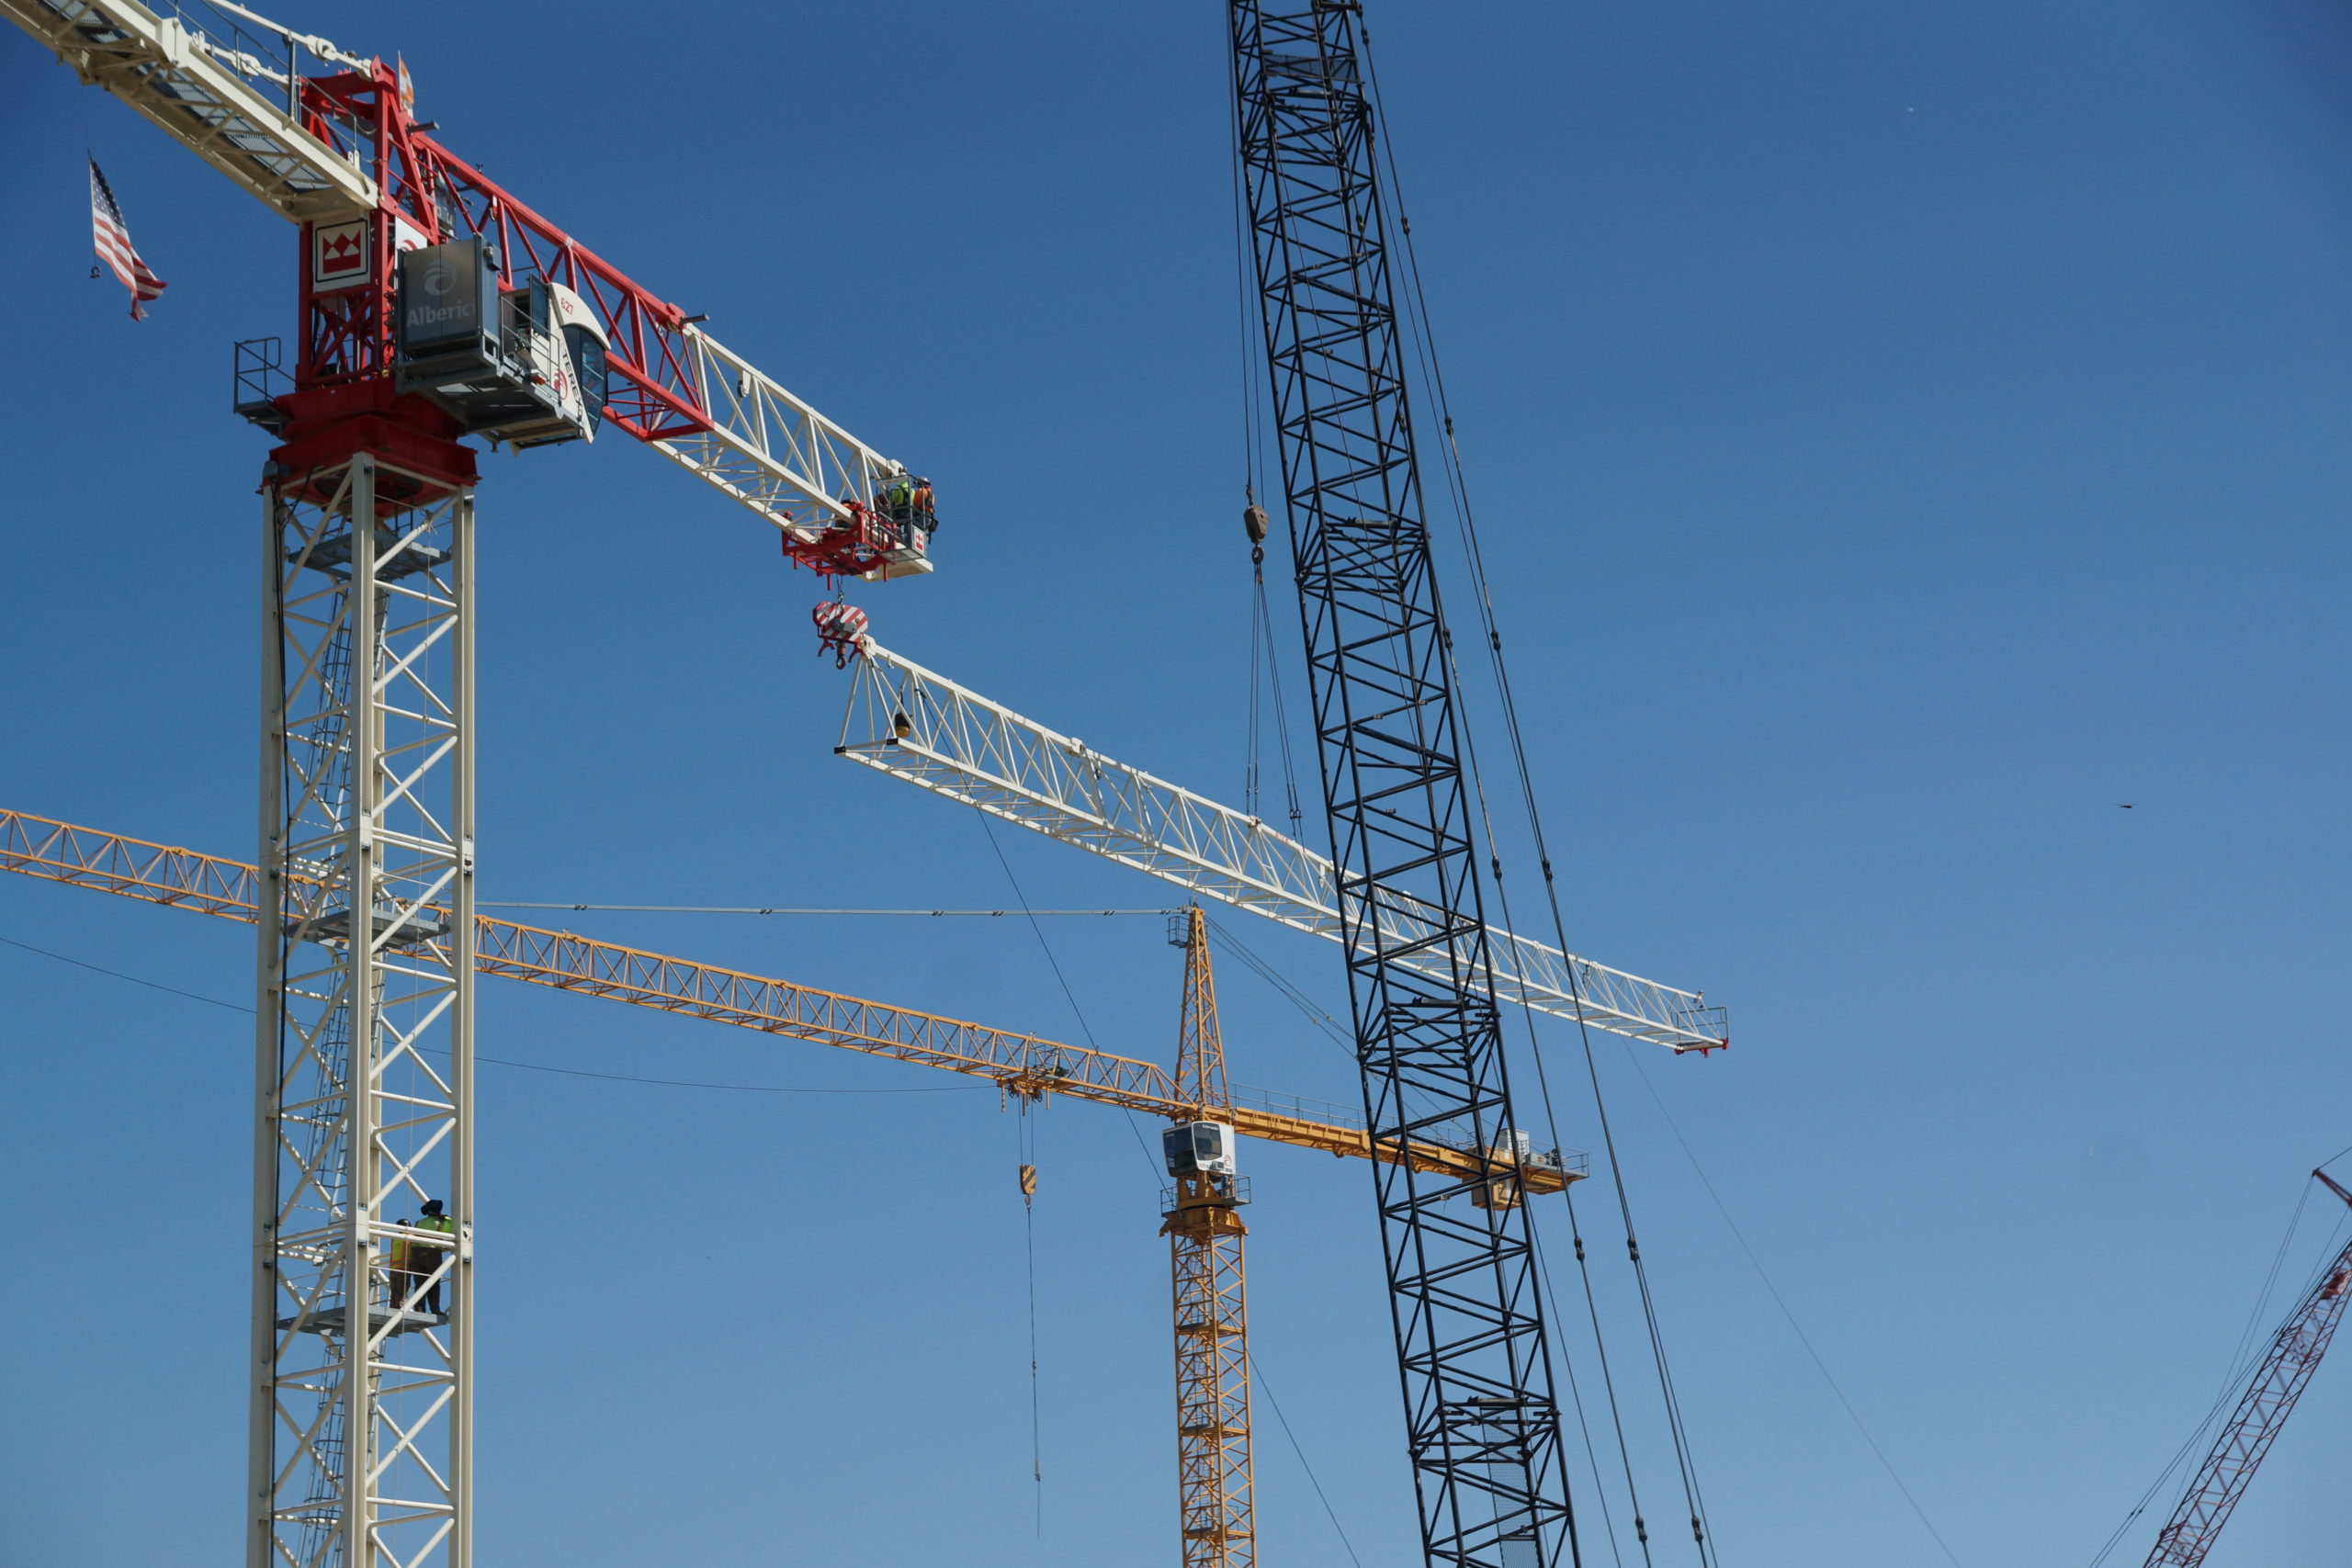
650,325 -> 930,577
7,0 -> 376,221
836,641 -> 1728,1054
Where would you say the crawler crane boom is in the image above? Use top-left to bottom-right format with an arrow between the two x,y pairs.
1229,6 -> 1578,1564
2139,1169 -> 2352,1568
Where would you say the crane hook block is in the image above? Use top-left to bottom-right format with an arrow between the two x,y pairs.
1243,502 -> 1270,547
812,600 -> 871,669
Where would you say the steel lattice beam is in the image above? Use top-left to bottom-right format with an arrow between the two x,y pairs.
2141,1173 -> 2352,1567
837,640 -> 1725,1054
0,807 -> 1579,1192
1232,6 -> 1573,1566
253,454 -> 475,1568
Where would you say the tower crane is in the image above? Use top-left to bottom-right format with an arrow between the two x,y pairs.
1162,907 -> 1258,1568
2,5 -> 933,1565
2136,1168 -> 2352,1568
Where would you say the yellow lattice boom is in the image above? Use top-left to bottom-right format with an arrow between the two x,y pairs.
0,807 -> 1577,1190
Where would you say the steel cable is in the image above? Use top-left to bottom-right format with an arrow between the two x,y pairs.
1355,28 -> 1717,1564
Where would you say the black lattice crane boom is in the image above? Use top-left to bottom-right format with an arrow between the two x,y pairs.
1227,6 -> 1575,1566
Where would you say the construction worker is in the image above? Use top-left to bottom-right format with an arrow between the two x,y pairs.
885,475 -> 914,525
409,1198 -> 455,1315
911,478 -> 935,529
386,1224 -> 422,1314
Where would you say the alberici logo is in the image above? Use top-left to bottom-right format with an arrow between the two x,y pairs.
421,258 -> 458,299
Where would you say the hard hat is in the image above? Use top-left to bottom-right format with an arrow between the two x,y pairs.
421,1199 -> 446,1216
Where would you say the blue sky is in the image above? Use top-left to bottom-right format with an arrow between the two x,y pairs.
4,3 -> 2351,1565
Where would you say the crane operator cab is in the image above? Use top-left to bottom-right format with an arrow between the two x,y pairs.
395,237 -> 609,449
1164,1120 -> 1239,1179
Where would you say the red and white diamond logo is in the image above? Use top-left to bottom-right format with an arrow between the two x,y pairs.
313,220 -> 368,285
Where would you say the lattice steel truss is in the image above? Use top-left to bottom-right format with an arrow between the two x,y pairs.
251,454 -> 474,1568
2142,1171 -> 2352,1568
838,640 -> 1726,1052
1230,6 -> 1571,1566
1163,909 -> 1255,1568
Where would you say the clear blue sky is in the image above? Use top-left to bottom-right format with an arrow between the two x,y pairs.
4,4 -> 2350,1565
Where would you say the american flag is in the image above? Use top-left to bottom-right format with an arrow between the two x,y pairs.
88,158 -> 167,320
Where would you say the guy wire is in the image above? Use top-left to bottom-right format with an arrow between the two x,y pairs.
1358,31 -> 1716,1563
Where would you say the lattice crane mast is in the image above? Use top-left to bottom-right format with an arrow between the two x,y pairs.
1,6 -> 933,1568
2139,1169 -> 2352,1568
1229,6 -> 1574,1567
1160,908 -> 1258,1568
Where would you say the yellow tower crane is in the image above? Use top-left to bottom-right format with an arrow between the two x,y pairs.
1160,907 -> 1255,1568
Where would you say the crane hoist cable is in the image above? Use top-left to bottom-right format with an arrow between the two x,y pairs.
1241,545 -> 1306,837
1015,1097 -> 1046,1534
1351,24 -> 1720,1565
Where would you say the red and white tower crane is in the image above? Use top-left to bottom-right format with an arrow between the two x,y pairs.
2,5 -> 933,1566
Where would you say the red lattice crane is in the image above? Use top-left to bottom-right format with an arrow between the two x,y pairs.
2142,1168 -> 2352,1567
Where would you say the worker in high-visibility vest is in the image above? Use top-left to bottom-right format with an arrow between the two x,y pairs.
386,1224 -> 421,1313
407,1198 -> 455,1315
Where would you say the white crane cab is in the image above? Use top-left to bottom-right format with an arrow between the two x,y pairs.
1163,1120 -> 1239,1179
394,237 -> 608,448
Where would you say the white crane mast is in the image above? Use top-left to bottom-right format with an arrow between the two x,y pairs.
836,640 -> 1728,1053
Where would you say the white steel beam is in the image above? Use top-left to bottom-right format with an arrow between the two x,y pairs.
834,642 -> 1728,1053
2,0 -> 374,223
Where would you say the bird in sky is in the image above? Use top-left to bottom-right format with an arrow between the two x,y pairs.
2118,804 -> 2136,809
